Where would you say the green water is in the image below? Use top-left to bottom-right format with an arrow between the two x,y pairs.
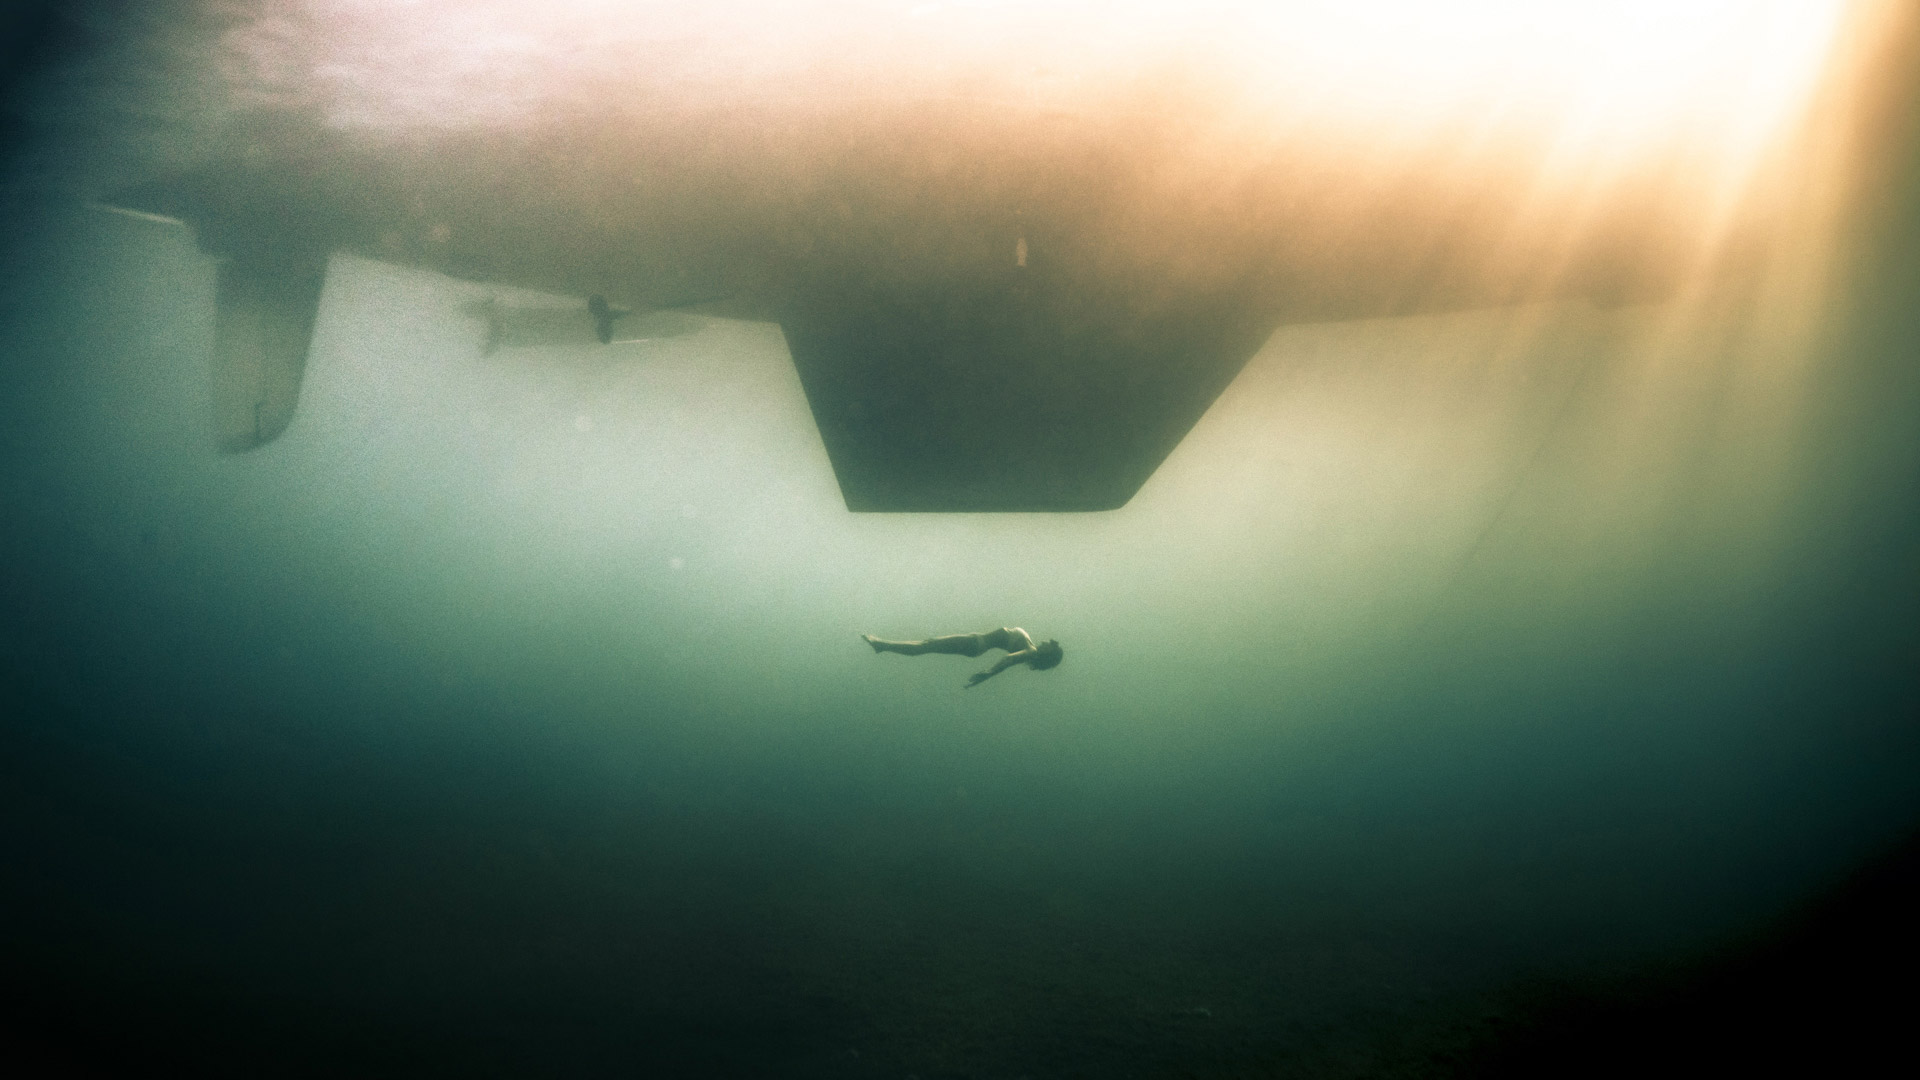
3,4 -> 1917,1076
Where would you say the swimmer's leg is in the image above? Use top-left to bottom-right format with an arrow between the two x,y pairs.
862,633 -> 988,657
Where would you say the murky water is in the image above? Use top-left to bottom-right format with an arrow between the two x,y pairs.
4,4 -> 1916,1076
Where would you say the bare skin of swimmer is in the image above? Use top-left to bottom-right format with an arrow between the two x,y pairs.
863,627 -> 1058,687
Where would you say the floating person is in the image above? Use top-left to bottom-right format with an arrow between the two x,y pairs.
862,627 -> 1064,687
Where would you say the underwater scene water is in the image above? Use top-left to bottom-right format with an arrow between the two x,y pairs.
3,3 -> 1917,1077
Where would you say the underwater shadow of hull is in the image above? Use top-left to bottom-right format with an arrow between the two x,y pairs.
109,99 -> 1709,511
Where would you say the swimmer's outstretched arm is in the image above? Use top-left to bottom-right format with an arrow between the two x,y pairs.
966,649 -> 1036,688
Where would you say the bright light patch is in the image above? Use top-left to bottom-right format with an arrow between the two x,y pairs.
227,2 -> 1850,145
1228,2 -> 1843,134
218,1 -> 1868,318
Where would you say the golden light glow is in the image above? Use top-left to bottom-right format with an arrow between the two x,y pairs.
229,2 -> 1850,146
220,1 -> 1875,315
1188,2 -> 1853,285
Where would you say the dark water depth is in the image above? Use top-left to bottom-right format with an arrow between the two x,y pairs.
4,5 -> 1919,1077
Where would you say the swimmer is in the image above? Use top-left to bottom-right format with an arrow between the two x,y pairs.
863,627 -> 1064,687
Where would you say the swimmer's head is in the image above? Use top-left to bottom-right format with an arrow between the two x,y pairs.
1031,639 -> 1064,670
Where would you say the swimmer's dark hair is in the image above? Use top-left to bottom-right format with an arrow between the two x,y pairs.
1031,639 -> 1064,670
